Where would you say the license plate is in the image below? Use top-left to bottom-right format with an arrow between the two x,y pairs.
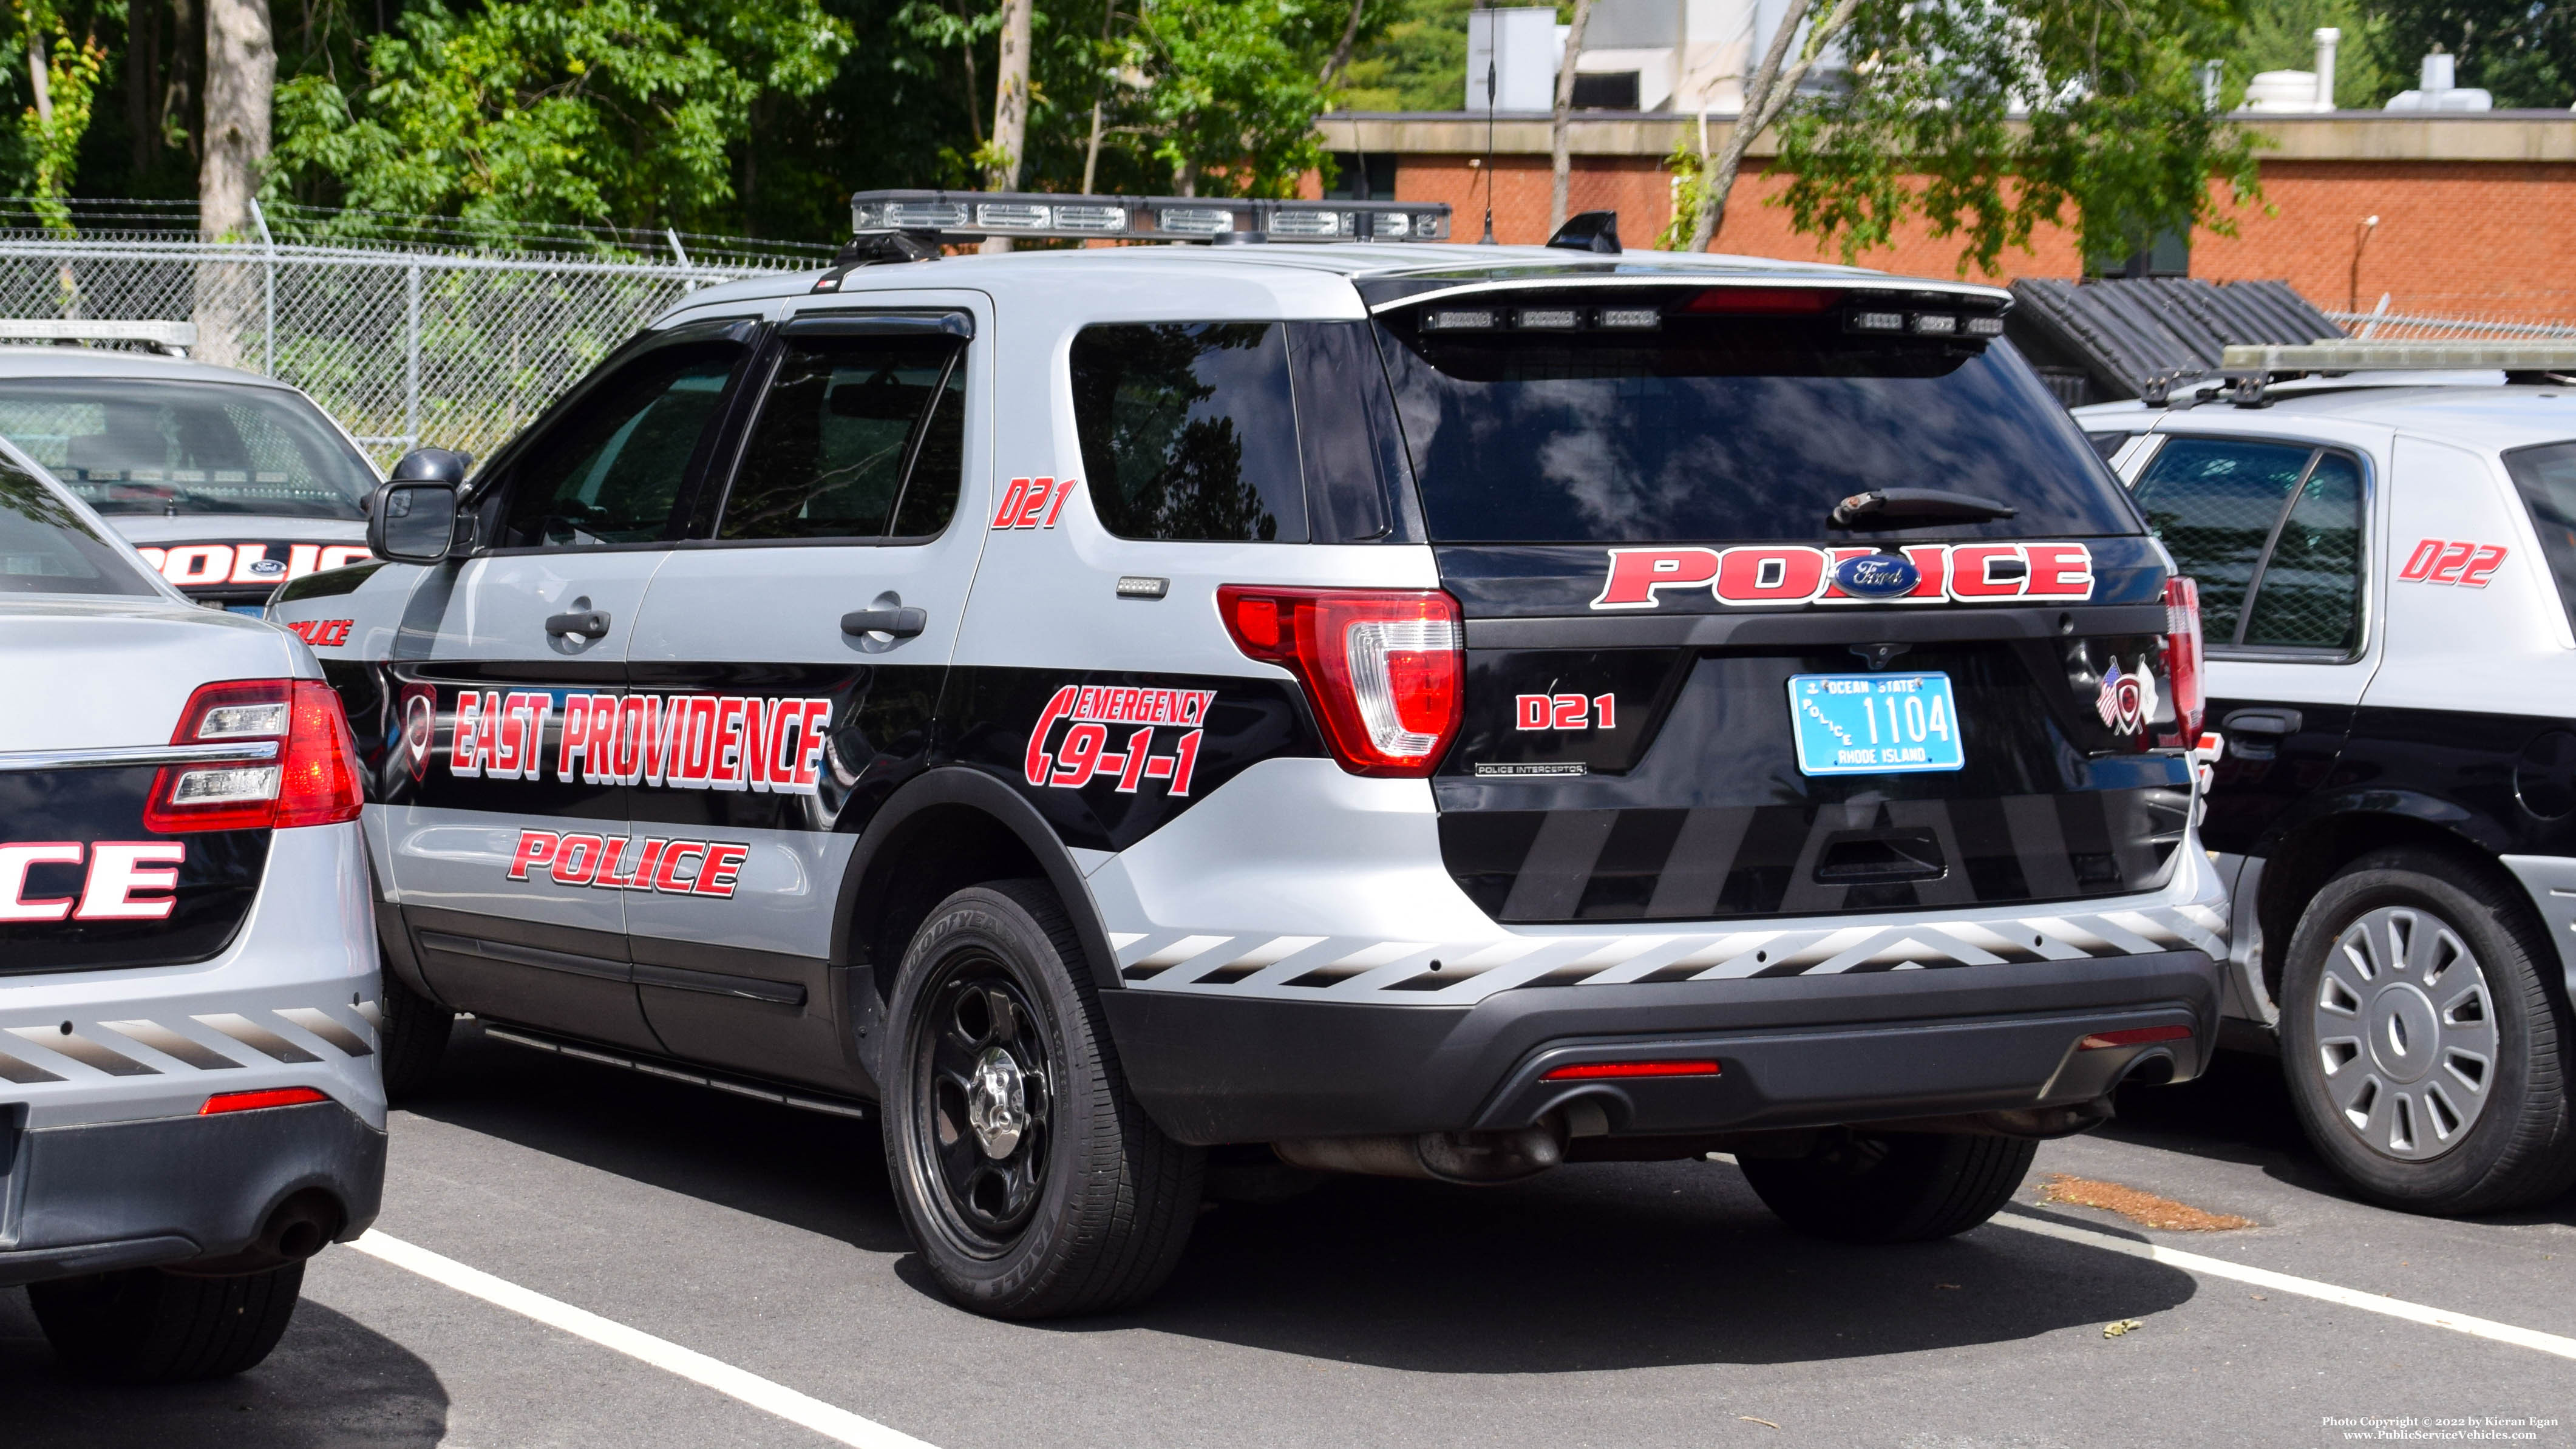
1787,673 -> 1965,776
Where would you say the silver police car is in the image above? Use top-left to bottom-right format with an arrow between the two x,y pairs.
0,443 -> 384,1381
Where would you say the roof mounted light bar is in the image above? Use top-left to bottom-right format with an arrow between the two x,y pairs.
0,318 -> 195,356
2221,341 -> 2576,374
848,189 -> 1451,245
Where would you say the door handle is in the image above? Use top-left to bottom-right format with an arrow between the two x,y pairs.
2221,707 -> 2302,735
841,607 -> 928,639
2221,707 -> 2301,762
546,609 -> 611,639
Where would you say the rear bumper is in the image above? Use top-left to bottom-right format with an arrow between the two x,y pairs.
0,1100 -> 386,1287
1103,947 -> 2220,1145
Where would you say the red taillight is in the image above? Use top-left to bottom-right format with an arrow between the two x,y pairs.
1685,287 -> 1831,314
2156,576 -> 2204,749
1541,1059 -> 1723,1081
2078,1024 -> 2192,1051
200,1085 -> 330,1115
1218,586 -> 1463,778
146,678 -> 364,833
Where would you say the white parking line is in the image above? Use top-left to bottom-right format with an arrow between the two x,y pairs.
1994,1209 -> 2576,1361
349,1230 -> 940,1449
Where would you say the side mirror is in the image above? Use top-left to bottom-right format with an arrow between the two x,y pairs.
368,481 -> 459,563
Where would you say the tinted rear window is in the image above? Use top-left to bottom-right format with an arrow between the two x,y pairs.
2506,441 -> 2576,637
0,456 -> 158,596
0,378 -> 378,521
1373,294 -> 2139,544
1071,323 -> 1307,543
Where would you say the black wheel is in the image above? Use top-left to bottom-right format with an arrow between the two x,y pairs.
1740,1130 -> 2037,1244
29,1261 -> 304,1383
880,881 -> 1202,1318
2278,849 -> 2576,1215
378,966 -> 453,1102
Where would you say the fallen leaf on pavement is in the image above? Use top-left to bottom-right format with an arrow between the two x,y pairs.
2103,1318 -> 2145,1339
1739,1417 -> 1781,1429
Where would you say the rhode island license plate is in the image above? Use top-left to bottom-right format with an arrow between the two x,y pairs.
1787,673 -> 1965,776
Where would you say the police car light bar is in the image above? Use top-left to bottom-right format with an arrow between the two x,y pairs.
0,317 -> 196,356
2221,341 -> 2576,375
849,189 -> 1451,245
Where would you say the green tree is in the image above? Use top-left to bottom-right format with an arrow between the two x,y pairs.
1337,0 -> 1468,112
2232,0 -> 2394,107
269,0 -> 849,232
1730,0 -> 2266,276
14,3 -> 106,232
2362,0 -> 2574,107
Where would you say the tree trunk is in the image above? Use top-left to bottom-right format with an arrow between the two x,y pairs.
1687,0 -> 1855,253
197,0 -> 271,367
1320,0 -> 1365,86
1549,0 -> 1596,234
980,0 -> 1032,255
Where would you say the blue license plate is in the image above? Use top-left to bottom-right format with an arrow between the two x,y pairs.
1787,673 -> 1965,776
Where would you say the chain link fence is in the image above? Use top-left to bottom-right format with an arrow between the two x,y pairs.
0,199 -> 832,467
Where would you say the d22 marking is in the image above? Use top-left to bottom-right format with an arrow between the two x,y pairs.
1515,693 -> 1616,731
990,477 -> 1080,530
2398,538 -> 2507,588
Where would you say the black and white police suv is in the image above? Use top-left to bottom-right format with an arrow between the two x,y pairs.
2081,341 -> 2576,1215
277,191 -> 2226,1318
0,443 -> 384,1380
0,319 -> 379,614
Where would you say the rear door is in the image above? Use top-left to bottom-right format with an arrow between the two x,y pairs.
620,297 -> 988,1086
382,321 -> 753,1049
2128,433 -> 2377,865
1367,282 -> 2197,930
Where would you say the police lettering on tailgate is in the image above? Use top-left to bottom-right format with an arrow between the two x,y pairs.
1589,541 -> 2094,610
0,841 -> 186,921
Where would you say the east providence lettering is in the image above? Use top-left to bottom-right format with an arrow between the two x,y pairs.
444,690 -> 835,795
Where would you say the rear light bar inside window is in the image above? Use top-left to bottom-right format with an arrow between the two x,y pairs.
146,678 -> 365,833
1218,586 -> 1463,778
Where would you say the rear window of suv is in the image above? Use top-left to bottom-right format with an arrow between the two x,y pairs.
1372,289 -> 2141,544
2506,441 -> 2576,636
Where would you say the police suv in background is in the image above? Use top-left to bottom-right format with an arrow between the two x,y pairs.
0,320 -> 378,614
2081,342 -> 2576,1215
279,191 -> 2227,1319
0,443 -> 384,1381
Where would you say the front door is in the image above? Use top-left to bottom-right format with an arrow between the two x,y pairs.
621,299 -> 990,1087
386,321 -> 756,1049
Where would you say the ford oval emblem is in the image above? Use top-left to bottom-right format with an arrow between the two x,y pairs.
248,557 -> 288,576
1834,552 -> 1920,599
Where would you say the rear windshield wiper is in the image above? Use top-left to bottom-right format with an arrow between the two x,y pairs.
1829,488 -> 2020,530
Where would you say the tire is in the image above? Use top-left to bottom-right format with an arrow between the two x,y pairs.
377,966 -> 453,1103
29,1261 -> 305,1383
1740,1130 -> 2038,1244
880,880 -> 1203,1318
2277,849 -> 2576,1215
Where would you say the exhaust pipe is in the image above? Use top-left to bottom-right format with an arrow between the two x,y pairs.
173,1189 -> 344,1277
1274,1118 -> 1568,1184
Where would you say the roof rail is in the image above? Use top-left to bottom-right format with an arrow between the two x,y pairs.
2221,340 -> 2576,374
0,317 -> 195,356
847,189 -> 1451,246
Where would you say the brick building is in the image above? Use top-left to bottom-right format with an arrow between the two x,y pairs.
1308,112 -> 2576,319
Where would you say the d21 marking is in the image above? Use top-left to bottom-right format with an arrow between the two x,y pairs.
2398,538 -> 2507,588
1025,685 -> 1212,794
1515,693 -> 1616,731
991,477 -> 1081,530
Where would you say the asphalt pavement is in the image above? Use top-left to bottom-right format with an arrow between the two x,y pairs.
4,1026 -> 2570,1449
